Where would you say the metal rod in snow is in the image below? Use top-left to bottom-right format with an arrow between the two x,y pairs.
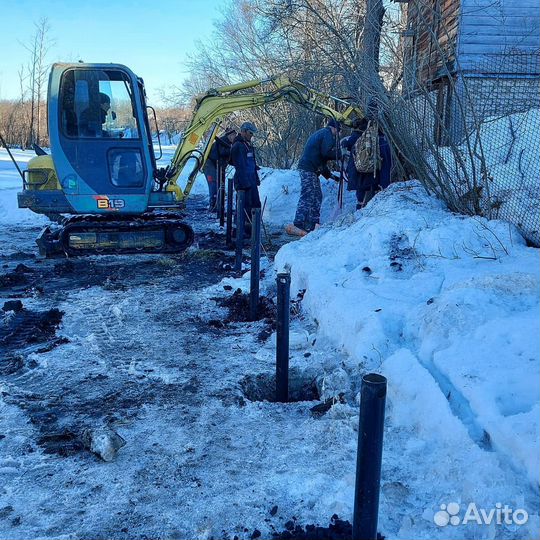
216,161 -> 222,219
0,131 -> 24,182
234,190 -> 246,273
226,175 -> 234,246
352,373 -> 387,540
249,208 -> 261,320
218,164 -> 226,227
275,271 -> 291,402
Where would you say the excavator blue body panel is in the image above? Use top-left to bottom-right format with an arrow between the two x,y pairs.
47,63 -> 156,215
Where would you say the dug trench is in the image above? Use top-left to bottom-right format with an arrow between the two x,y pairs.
0,200 -> 363,539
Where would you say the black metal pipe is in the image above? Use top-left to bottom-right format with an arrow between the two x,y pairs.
276,272 -> 291,402
0,131 -> 24,181
235,190 -> 246,272
352,373 -> 387,540
249,208 -> 261,320
218,163 -> 226,226
226,175 -> 234,246
215,161 -> 222,218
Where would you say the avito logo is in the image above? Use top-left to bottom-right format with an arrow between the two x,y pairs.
434,502 -> 528,527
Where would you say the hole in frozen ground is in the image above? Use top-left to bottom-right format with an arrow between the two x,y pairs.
37,430 -> 85,456
240,371 -> 319,403
245,514 -> 384,540
216,288 -> 277,323
0,306 -> 65,368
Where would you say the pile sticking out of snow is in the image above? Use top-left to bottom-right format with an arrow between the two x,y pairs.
275,180 -> 539,496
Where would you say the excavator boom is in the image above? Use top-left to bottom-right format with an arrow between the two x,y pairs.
162,76 -> 363,201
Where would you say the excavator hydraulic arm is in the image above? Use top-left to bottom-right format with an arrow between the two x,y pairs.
162,76 -> 363,202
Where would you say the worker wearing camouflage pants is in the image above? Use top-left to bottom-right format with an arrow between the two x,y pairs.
294,170 -> 323,232
290,119 -> 341,234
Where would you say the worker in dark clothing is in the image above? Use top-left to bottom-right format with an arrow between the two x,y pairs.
286,118 -> 341,236
203,128 -> 237,211
342,119 -> 392,209
79,92 -> 112,137
230,121 -> 261,235
341,118 -> 367,208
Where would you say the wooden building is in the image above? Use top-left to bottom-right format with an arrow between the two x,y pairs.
401,0 -> 540,142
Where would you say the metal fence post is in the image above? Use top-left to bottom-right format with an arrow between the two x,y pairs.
218,163 -> 226,227
276,272 -> 291,402
249,208 -> 261,320
352,373 -> 387,540
226,175 -> 234,246
235,190 -> 246,272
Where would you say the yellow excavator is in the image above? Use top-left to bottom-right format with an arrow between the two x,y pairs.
16,63 -> 363,256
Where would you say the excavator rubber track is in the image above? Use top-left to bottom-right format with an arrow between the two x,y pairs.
36,213 -> 195,257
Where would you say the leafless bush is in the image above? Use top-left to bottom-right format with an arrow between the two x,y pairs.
0,18 -> 53,149
374,0 -> 539,244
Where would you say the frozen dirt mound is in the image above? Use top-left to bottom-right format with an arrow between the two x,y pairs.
1,306 -> 65,371
216,287 -> 277,323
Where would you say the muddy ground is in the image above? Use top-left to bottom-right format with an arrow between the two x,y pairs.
0,198 -> 361,540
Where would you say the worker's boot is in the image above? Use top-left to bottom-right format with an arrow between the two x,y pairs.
285,223 -> 307,237
362,188 -> 375,206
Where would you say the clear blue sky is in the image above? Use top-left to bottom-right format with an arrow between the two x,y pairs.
0,0 -> 223,104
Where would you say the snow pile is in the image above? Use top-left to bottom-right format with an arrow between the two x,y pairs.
274,180 -> 539,536
0,149 -> 49,228
434,107 -> 540,245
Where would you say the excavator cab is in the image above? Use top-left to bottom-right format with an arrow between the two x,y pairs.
19,63 -> 157,216
18,64 -> 194,257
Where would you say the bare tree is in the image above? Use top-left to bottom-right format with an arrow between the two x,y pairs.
358,0 -> 386,105
22,18 -> 54,147
173,0 -> 538,245
178,0 -> 378,167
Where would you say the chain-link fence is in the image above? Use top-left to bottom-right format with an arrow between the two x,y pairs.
383,50 -> 540,246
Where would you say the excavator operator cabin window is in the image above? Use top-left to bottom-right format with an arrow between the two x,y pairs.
60,69 -> 140,139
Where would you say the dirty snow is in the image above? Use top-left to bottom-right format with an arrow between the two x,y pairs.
1,148 -> 539,539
